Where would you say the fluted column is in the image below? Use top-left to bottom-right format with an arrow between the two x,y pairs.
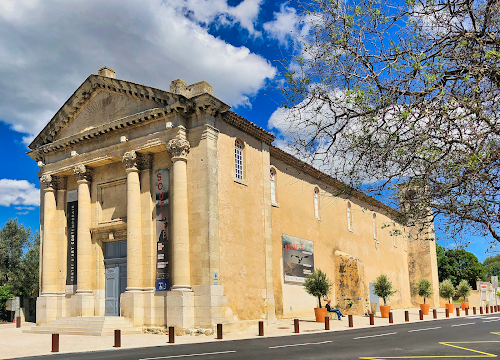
167,137 -> 191,291
40,174 -> 59,295
54,176 -> 68,295
122,151 -> 146,291
72,165 -> 93,295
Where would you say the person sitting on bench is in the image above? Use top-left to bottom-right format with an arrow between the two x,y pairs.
325,300 -> 345,320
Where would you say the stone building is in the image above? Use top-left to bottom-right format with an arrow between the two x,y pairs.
27,67 -> 439,329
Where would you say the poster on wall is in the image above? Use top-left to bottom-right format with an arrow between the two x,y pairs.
155,169 -> 170,291
282,234 -> 314,283
66,190 -> 78,293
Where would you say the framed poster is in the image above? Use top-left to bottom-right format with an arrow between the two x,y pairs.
155,169 -> 170,291
66,189 -> 78,293
282,234 -> 314,283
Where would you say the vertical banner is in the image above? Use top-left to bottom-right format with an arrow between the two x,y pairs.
66,190 -> 78,293
155,169 -> 170,291
282,234 -> 314,283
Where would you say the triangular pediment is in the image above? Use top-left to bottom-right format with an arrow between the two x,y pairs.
54,90 -> 159,141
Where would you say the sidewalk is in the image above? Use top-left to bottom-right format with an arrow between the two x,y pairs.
1,308 -> 491,359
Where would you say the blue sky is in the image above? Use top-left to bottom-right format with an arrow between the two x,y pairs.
0,0 -> 495,262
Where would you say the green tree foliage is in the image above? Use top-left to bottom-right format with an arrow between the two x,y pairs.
456,279 -> 472,301
483,254 -> 500,279
372,274 -> 397,306
0,285 -> 13,321
279,0 -> 500,246
435,244 -> 483,288
439,279 -> 456,304
303,269 -> 332,308
415,278 -> 433,304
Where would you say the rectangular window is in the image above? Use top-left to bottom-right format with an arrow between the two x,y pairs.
235,140 -> 243,180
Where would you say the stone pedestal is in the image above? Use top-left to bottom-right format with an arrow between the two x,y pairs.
70,293 -> 95,317
166,290 -> 195,329
192,285 -> 226,327
121,291 -> 145,327
36,295 -> 64,324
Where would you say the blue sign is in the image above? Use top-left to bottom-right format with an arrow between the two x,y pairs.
156,280 -> 169,291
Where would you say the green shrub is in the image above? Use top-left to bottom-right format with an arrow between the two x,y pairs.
439,279 -> 455,304
303,269 -> 332,308
456,279 -> 472,301
415,278 -> 434,304
0,286 -> 13,321
372,274 -> 397,306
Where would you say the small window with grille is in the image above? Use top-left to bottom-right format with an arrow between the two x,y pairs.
234,139 -> 244,180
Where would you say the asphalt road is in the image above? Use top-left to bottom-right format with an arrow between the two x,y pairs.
14,313 -> 500,360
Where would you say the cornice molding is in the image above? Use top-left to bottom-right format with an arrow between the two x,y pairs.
221,111 -> 275,145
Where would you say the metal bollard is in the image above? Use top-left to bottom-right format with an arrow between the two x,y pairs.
405,311 -> 409,322
258,321 -> 264,336
465,308 -> 469,315
369,313 -> 374,325
52,334 -> 59,353
217,324 -> 223,339
480,306 -> 484,314
445,308 -> 449,317
16,317 -> 21,328
433,309 -> 437,319
168,326 -> 175,343
325,316 -> 330,330
389,312 -> 393,324
294,319 -> 299,333
473,307 -> 477,315
348,315 -> 353,328
419,310 -> 423,320
114,329 -> 121,348
456,308 -> 460,317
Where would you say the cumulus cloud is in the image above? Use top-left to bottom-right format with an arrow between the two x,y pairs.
0,0 -> 276,138
263,4 -> 299,44
0,179 -> 40,207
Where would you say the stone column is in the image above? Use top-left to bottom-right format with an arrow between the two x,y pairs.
54,176 -> 68,296
71,165 -> 94,316
166,137 -> 191,291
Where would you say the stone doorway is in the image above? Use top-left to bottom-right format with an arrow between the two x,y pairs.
104,241 -> 127,316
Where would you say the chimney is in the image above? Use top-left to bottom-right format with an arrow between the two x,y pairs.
98,66 -> 116,78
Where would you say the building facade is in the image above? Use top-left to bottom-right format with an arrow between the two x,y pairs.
28,67 -> 439,329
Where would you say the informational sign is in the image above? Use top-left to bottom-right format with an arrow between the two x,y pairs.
66,190 -> 78,289
282,234 -> 314,283
155,169 -> 170,291
492,276 -> 498,289
481,284 -> 488,290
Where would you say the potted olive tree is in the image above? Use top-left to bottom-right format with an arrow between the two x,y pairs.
303,269 -> 332,322
415,278 -> 433,315
439,279 -> 456,313
372,274 -> 397,318
456,279 -> 472,310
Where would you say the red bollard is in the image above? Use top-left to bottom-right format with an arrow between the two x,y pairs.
433,309 -> 437,319
258,321 -> 264,336
486,306 -> 490,314
52,334 -> 59,353
168,326 -> 175,343
445,308 -> 449,317
217,324 -> 223,339
465,308 -> 468,315
405,311 -> 409,322
473,307 -> 476,315
325,316 -> 330,330
294,319 -> 299,333
456,308 -> 460,317
348,315 -> 353,327
480,306 -> 484,314
370,313 -> 374,325
419,310 -> 423,320
16,317 -> 20,328
389,312 -> 393,324
114,329 -> 121,348
491,306 -> 494,313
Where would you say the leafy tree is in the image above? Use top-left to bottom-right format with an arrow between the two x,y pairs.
303,269 -> 332,308
483,254 -> 500,279
11,233 -> 39,299
0,219 -> 31,286
415,278 -> 433,304
439,279 -> 455,304
435,245 -> 483,288
0,285 -> 13,321
456,279 -> 472,302
372,274 -> 397,306
278,0 -> 500,246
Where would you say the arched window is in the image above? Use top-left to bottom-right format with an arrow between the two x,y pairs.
373,213 -> 378,240
314,187 -> 320,219
270,169 -> 276,203
234,139 -> 244,180
347,201 -> 352,231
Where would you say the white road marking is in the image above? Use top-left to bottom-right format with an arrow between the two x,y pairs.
451,322 -> 475,327
139,351 -> 237,360
269,340 -> 333,349
483,319 -> 500,323
408,327 -> 441,332
353,332 -> 397,340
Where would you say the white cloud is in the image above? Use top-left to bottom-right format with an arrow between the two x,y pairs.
0,179 -> 40,207
0,0 -> 275,138
15,206 -> 36,210
263,4 -> 298,44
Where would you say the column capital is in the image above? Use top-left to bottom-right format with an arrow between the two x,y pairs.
53,176 -> 68,191
166,138 -> 190,161
122,151 -> 153,171
40,174 -> 55,191
72,164 -> 93,182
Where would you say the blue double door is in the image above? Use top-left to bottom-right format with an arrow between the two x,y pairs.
104,241 -> 127,316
